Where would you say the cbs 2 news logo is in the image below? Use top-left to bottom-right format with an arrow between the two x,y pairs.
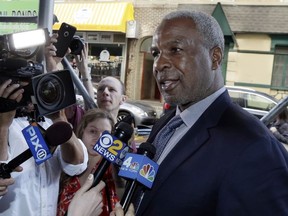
93,131 -> 129,165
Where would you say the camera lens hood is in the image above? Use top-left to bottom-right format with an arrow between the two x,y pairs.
35,74 -> 64,110
69,36 -> 84,55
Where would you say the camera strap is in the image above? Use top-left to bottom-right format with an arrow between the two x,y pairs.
0,97 -> 19,113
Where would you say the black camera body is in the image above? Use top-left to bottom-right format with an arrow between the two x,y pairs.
30,70 -> 76,116
0,28 -> 77,119
54,23 -> 84,56
0,65 -> 76,116
0,59 -> 44,108
69,35 -> 85,55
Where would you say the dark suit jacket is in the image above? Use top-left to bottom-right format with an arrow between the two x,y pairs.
135,90 -> 288,216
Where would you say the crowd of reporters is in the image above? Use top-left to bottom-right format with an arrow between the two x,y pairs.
2,9 -> 288,216
0,30 -> 135,216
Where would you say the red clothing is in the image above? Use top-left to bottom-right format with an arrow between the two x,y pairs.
57,165 -> 119,216
65,104 -> 85,133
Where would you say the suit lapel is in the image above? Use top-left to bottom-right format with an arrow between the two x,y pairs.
137,91 -> 232,214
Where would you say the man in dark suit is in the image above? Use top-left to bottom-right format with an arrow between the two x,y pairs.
133,10 -> 288,215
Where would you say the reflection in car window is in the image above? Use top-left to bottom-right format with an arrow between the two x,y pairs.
246,93 -> 276,111
229,91 -> 245,107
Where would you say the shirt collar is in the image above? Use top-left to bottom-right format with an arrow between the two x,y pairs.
176,87 -> 226,128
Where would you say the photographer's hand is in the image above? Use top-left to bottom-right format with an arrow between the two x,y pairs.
46,109 -> 68,123
0,79 -> 25,124
0,79 -> 25,160
45,34 -> 70,73
0,79 -> 24,104
75,42 -> 89,77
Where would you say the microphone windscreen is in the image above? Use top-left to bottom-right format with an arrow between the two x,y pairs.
137,142 -> 156,159
114,121 -> 134,144
45,121 -> 73,146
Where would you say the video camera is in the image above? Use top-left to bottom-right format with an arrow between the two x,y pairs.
0,28 -> 76,118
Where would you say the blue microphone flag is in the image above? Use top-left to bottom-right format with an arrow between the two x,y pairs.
22,124 -> 52,165
119,153 -> 159,189
93,130 -> 129,166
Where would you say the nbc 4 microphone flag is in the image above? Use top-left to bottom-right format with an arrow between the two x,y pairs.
119,153 -> 159,188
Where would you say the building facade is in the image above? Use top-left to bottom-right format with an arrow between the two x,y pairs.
53,0 -> 288,102
127,1 -> 288,102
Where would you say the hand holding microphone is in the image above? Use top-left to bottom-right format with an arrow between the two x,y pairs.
0,121 -> 73,178
119,142 -> 158,213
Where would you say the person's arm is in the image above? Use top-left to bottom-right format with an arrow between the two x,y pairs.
45,37 -> 86,164
67,174 -> 105,216
270,126 -> 288,144
0,80 -> 24,161
75,43 -> 94,108
47,109 -> 85,164
44,33 -> 64,72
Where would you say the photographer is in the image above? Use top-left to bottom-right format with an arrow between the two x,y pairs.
0,34 -> 88,216
73,41 -> 94,105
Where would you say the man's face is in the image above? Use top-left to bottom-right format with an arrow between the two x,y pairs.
151,18 -> 215,110
96,77 -> 124,113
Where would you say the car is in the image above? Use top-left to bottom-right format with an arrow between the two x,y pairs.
76,87 -> 158,127
226,86 -> 278,119
117,99 -> 158,126
162,86 -> 278,119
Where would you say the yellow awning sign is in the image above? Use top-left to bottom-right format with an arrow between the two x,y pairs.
53,2 -> 134,33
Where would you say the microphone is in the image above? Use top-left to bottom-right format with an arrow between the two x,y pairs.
90,121 -> 134,189
0,121 -> 73,178
119,142 -> 158,213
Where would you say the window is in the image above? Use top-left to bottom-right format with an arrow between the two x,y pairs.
227,88 -> 277,111
271,45 -> 288,90
245,93 -> 276,111
228,91 -> 245,107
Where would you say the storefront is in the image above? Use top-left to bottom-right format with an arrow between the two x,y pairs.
53,2 -> 135,83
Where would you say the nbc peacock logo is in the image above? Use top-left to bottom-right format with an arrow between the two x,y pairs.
129,162 -> 140,171
139,163 -> 156,182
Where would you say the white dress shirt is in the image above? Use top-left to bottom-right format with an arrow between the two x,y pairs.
0,117 -> 88,216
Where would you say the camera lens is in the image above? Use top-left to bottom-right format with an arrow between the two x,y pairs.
69,36 -> 84,55
36,74 -> 64,110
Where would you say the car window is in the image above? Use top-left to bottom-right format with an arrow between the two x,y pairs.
245,93 -> 276,111
228,91 -> 246,107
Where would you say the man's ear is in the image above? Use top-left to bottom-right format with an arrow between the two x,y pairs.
120,95 -> 127,105
211,47 -> 222,70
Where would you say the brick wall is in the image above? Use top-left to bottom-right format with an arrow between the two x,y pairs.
125,5 -> 177,99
